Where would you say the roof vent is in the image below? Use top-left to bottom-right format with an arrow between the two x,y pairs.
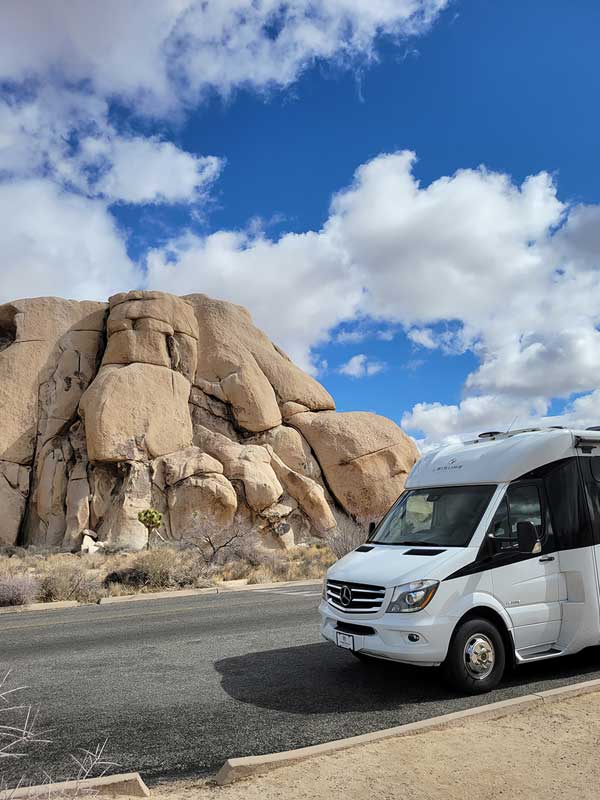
478,431 -> 503,439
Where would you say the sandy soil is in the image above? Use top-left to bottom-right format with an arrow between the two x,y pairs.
153,692 -> 600,800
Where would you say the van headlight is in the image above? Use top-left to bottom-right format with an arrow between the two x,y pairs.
386,580 -> 439,613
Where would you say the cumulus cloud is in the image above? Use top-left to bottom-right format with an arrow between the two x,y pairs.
338,354 -> 386,378
0,1 -> 449,113
146,228 -> 363,371
0,0 -> 449,315
88,138 -> 222,204
0,91 -> 222,205
0,179 -> 138,303
0,2 -> 597,446
147,150 -> 600,443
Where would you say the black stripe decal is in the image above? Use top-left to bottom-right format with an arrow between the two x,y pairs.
444,543 -> 593,582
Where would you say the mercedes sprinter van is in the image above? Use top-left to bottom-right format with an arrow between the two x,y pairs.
319,427 -> 600,693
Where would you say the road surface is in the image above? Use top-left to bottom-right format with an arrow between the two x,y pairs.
2,582 -> 600,787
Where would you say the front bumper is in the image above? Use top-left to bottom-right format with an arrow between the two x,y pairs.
319,599 -> 453,666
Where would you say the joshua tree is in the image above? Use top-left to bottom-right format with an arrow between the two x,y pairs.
137,509 -> 164,549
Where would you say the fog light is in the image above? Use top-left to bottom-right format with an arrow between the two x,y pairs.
408,633 -> 420,643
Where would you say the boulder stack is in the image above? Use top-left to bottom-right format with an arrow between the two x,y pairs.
0,290 -> 419,551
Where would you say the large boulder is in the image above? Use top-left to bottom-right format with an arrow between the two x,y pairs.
185,294 -> 335,433
0,298 -> 105,465
80,291 -> 199,463
0,289 -> 419,550
289,411 -> 420,521
0,461 -> 30,546
80,364 -> 193,462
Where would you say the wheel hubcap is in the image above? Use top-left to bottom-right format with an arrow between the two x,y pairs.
463,634 -> 495,679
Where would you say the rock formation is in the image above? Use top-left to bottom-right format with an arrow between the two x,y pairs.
0,290 -> 419,551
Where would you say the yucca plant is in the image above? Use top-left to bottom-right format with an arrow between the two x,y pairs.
137,509 -> 164,549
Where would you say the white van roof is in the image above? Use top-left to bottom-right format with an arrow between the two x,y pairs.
406,428 -> 600,488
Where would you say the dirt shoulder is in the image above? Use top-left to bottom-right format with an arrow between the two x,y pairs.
153,691 -> 600,800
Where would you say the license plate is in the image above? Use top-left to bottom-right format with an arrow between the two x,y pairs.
336,632 -> 354,650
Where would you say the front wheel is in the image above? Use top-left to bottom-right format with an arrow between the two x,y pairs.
442,618 -> 505,694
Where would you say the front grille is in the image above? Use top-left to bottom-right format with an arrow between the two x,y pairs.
326,579 -> 386,613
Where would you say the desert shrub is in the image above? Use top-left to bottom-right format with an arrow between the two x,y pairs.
103,566 -> 149,589
38,561 -> 103,604
0,575 -> 38,607
326,511 -> 368,559
103,547 -> 210,592
243,543 -> 336,584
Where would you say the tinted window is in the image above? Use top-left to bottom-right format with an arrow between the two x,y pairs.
507,484 -> 542,537
581,457 -> 600,545
490,485 -> 543,553
545,459 -> 591,550
488,497 -> 515,551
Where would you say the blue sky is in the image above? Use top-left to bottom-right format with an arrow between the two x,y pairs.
1,1 -> 599,445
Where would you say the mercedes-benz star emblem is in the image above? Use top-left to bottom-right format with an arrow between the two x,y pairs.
340,585 -> 352,607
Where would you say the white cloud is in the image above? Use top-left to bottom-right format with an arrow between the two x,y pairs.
88,137 -> 223,204
338,354 -> 386,378
0,91 -> 222,205
0,0 -> 449,308
147,150 -> 600,444
0,179 -> 138,303
407,327 -> 438,349
0,1 -> 449,113
146,228 -> 363,371
334,322 -> 396,344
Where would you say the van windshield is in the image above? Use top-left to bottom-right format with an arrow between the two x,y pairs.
368,485 -> 496,548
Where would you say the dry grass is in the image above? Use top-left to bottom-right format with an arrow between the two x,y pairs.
0,668 -> 119,796
0,514 -> 364,606
326,510 -> 368,558
0,576 -> 39,607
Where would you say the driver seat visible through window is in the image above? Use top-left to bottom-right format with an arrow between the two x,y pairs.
489,484 -> 542,552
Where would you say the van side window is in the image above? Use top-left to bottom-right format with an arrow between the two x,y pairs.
488,497 -> 514,550
507,485 -> 542,540
591,457 -> 600,484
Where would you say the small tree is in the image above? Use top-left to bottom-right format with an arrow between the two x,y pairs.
137,509 -> 164,549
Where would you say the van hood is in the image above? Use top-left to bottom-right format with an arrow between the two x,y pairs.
327,545 -> 475,587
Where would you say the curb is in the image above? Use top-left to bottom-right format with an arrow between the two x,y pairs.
0,578 -> 322,615
215,677 -> 600,785
0,600 -> 79,615
99,586 -> 217,604
3,771 -> 149,798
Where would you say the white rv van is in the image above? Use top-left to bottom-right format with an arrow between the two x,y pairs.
319,427 -> 600,693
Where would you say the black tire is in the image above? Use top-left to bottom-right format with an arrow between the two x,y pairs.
442,618 -> 506,694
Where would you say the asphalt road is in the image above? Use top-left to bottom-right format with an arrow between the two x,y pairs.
3,582 -> 600,788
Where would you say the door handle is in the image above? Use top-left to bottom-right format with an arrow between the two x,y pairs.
539,556 -> 555,562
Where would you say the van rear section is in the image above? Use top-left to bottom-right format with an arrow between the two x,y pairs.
319,427 -> 600,693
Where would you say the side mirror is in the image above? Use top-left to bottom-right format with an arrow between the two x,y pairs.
516,521 -> 540,554
368,521 -> 376,537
